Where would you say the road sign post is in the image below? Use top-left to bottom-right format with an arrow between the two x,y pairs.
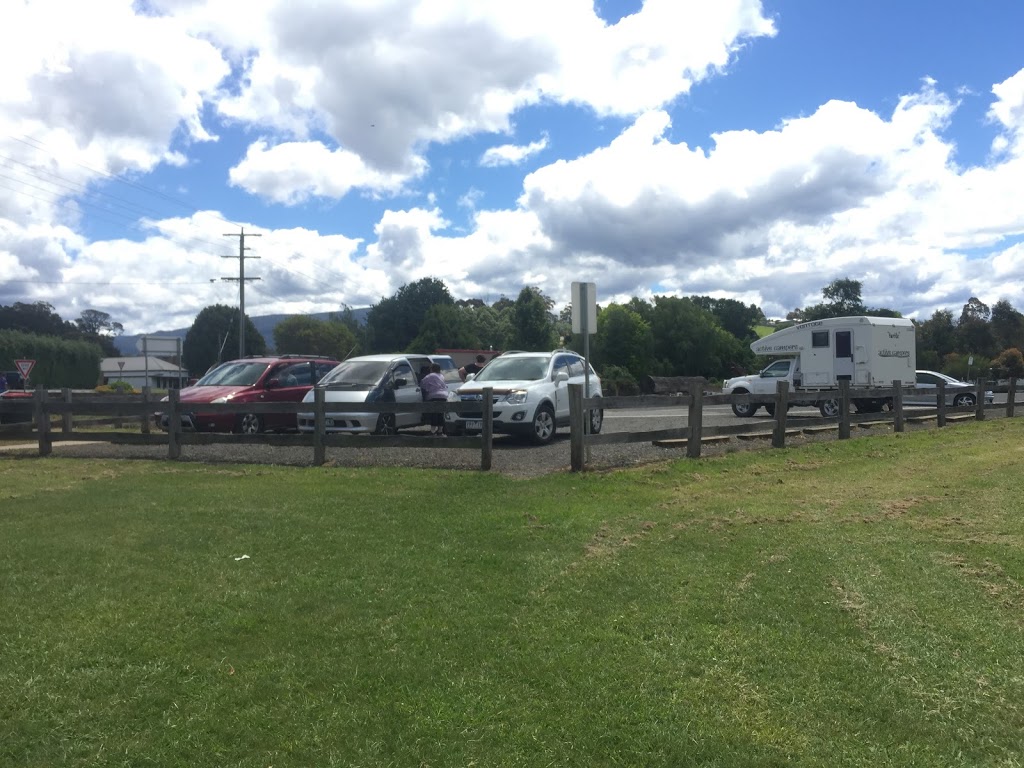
14,359 -> 35,388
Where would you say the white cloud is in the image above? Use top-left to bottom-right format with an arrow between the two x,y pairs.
228,140 -> 427,204
480,136 -> 549,167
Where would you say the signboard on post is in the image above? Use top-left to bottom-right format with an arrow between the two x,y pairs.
571,282 -> 597,335
14,359 -> 35,382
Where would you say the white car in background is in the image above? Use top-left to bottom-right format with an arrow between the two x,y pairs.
905,370 -> 995,408
446,349 -> 602,444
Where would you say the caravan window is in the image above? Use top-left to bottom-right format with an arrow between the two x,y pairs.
812,331 -> 829,348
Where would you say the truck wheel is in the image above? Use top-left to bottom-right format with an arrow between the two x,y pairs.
730,390 -> 759,418
819,399 -> 841,418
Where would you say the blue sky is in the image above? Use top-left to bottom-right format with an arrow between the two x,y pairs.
1,0 -> 1023,334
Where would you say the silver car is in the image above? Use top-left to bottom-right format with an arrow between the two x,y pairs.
905,370 -> 994,408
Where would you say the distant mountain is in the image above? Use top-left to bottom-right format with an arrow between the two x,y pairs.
114,308 -> 370,355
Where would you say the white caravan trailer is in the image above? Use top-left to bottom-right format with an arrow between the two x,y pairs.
723,316 -> 916,417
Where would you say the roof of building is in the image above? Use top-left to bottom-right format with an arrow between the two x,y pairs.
100,356 -> 187,375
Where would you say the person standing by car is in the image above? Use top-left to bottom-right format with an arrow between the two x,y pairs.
459,354 -> 488,382
420,363 -> 449,435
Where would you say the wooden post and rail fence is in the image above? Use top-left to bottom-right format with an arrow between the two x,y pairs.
1,378 -> 1016,473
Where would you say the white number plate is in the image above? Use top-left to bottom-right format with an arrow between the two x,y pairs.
466,420 -> 482,431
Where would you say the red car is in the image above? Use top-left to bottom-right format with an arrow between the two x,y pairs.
158,355 -> 339,434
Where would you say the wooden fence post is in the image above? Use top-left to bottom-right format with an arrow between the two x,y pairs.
481,387 -> 493,472
313,386 -> 325,466
141,387 -> 151,434
35,387 -> 52,457
1008,378 -> 1017,418
838,380 -> 851,440
62,388 -> 73,435
975,380 -> 985,421
167,389 -> 181,459
936,380 -> 946,427
569,383 -> 585,471
772,380 -> 789,449
686,387 -> 703,459
892,380 -> 904,433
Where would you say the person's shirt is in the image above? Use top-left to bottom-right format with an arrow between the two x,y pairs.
460,362 -> 483,380
420,372 -> 449,399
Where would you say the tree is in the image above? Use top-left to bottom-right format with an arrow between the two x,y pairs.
0,301 -> 76,337
74,309 -> 124,356
916,310 -> 957,370
183,304 -> 266,375
959,297 -> 991,324
648,296 -> 749,378
364,278 -> 454,352
273,316 -> 357,359
591,303 -> 654,381
508,287 -> 558,351
803,278 -> 867,320
989,299 -> 1024,352
689,296 -> 764,342
467,304 -> 512,351
407,304 -> 481,352
992,348 -> 1024,380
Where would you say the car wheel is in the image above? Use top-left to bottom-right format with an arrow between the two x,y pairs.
819,399 -> 841,418
238,413 -> 263,434
765,404 -> 776,417
374,413 -> 398,435
589,406 -> 604,434
730,390 -> 759,417
953,393 -> 976,408
530,404 -> 556,445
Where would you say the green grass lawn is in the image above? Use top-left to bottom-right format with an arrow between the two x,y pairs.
3,421 -> 1024,767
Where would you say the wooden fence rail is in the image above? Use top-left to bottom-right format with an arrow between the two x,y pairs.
3,378 -> 1018,475
569,377 -> 1019,471
1,386 -> 495,471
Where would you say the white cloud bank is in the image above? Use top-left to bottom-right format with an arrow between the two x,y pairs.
1,0 -> 1023,334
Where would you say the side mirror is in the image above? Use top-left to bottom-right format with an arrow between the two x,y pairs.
466,373 -> 476,382
266,378 -> 280,389
393,377 -> 407,388
554,371 -> 569,384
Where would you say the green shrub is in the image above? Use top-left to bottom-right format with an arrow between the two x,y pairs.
600,364 -> 640,396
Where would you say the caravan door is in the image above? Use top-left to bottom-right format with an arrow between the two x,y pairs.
832,328 -> 857,382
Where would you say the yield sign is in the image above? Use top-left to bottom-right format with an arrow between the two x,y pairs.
14,359 -> 35,379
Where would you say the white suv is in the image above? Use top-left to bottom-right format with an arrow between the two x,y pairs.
446,350 -> 603,444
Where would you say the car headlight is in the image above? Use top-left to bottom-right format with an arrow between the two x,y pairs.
504,389 -> 528,405
160,395 -> 169,402
447,391 -> 460,402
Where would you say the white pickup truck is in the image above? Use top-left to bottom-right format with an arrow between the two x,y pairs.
723,316 -> 916,418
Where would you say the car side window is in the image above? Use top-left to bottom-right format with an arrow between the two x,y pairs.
917,373 -> 939,385
315,362 -> 337,381
552,355 -> 572,378
278,363 -> 311,387
568,357 -> 585,376
393,362 -> 413,387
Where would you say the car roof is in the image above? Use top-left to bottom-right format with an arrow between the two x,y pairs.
223,355 -> 337,364
343,354 -> 429,363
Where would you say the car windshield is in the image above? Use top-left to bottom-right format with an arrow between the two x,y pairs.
195,361 -> 269,387
474,356 -> 548,382
318,360 -> 390,389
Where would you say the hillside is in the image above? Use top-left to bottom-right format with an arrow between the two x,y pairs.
114,308 -> 370,355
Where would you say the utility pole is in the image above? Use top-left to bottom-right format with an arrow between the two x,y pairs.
221,228 -> 261,358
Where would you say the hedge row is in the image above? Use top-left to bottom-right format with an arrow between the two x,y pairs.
0,330 -> 102,388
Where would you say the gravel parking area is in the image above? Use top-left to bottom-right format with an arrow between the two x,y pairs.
6,410 -> 996,478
